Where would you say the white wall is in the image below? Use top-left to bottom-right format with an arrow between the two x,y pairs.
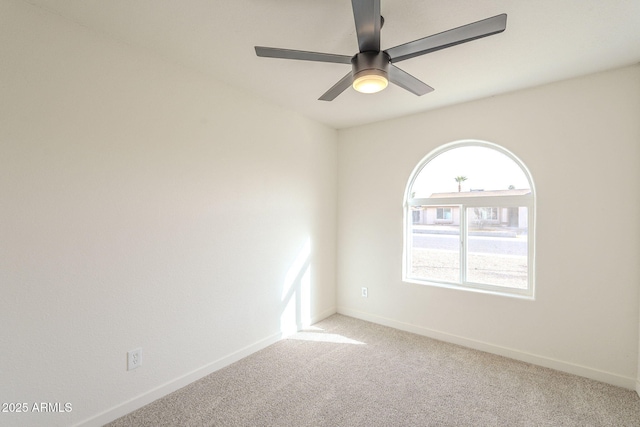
0,1 -> 337,426
337,65 -> 640,389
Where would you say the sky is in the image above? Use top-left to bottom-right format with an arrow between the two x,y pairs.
411,145 -> 531,197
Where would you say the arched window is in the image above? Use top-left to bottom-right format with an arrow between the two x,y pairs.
403,141 -> 535,298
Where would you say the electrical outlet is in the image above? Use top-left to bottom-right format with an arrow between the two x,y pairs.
361,287 -> 368,297
127,348 -> 142,371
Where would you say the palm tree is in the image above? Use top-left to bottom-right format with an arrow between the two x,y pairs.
454,176 -> 468,192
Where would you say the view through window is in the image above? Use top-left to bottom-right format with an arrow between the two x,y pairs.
404,142 -> 535,297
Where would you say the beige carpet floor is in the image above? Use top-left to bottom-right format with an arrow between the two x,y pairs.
107,314 -> 640,426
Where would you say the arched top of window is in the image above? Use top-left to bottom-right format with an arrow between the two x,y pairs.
406,140 -> 534,202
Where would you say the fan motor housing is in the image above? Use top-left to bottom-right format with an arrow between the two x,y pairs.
351,51 -> 390,81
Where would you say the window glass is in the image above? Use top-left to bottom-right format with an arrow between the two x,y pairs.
404,142 -> 535,298
436,207 -> 452,220
411,146 -> 530,196
466,207 -> 528,289
410,214 -> 460,283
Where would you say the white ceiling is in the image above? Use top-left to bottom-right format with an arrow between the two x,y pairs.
24,0 -> 640,129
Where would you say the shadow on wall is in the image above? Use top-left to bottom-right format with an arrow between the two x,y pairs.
280,239 -> 367,345
280,238 -> 311,336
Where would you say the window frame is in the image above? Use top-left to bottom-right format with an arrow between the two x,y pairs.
402,140 -> 536,299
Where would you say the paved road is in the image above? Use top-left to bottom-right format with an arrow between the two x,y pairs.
412,233 -> 527,256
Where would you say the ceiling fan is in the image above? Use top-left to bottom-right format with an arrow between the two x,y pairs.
255,0 -> 506,101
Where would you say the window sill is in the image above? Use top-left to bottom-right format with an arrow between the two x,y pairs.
402,277 -> 535,300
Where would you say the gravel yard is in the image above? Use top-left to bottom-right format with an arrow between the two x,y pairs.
411,247 -> 528,289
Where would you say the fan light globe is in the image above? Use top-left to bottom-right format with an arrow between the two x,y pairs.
353,74 -> 388,93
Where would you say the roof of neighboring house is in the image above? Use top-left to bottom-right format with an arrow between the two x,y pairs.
428,189 -> 531,198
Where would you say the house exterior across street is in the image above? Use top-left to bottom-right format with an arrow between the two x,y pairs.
411,189 -> 530,229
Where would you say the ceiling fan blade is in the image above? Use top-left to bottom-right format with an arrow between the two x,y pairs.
389,65 -> 434,96
351,0 -> 381,52
319,72 -> 353,101
255,46 -> 352,64
386,14 -> 507,63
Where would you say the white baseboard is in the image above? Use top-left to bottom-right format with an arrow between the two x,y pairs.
73,331 -> 282,427
337,307 -> 636,390
309,307 -> 338,326
74,307 -> 338,427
